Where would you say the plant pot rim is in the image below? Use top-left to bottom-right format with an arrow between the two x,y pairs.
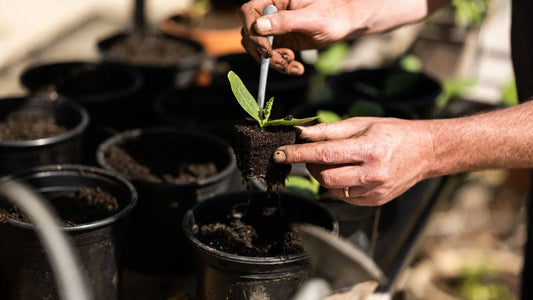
0,164 -> 137,232
19,61 -> 144,103
0,96 -> 89,148
96,31 -> 206,70
183,190 -> 339,264
96,127 -> 237,188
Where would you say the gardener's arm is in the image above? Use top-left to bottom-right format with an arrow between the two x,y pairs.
240,0 -> 450,75
273,101 -> 533,206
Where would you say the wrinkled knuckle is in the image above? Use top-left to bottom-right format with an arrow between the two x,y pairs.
372,169 -> 390,184
316,145 -> 336,164
320,172 -> 336,188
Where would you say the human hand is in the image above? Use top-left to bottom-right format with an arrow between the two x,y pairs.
240,0 -> 368,75
273,117 -> 435,206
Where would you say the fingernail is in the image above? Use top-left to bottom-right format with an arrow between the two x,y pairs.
272,63 -> 287,72
257,45 -> 271,57
254,17 -> 272,34
289,67 -> 301,75
273,150 -> 287,163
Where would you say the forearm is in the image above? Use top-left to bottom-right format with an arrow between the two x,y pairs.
346,0 -> 450,39
424,101 -> 533,178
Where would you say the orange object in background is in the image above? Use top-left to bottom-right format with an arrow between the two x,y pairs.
160,12 -> 245,57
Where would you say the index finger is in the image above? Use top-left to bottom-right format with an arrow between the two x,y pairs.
273,138 -> 371,164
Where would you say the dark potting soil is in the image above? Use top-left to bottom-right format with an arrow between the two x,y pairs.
0,187 -> 119,227
103,136 -> 218,184
232,119 -> 297,189
0,111 -> 68,141
104,33 -> 198,66
196,207 -> 303,257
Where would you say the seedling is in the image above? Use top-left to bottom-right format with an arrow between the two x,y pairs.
228,71 -> 318,127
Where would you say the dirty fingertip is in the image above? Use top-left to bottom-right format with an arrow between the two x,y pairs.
254,17 -> 272,35
273,150 -> 287,163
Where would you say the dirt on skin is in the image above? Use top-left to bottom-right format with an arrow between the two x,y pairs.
103,135 -> 218,184
232,118 -> 297,190
196,207 -> 304,257
0,187 -> 119,227
104,33 -> 198,66
0,111 -> 68,141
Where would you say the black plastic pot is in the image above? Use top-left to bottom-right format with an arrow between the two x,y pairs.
153,86 -> 245,141
0,165 -> 137,300
97,31 -> 206,94
97,127 -> 237,274
20,61 -> 145,165
183,191 -> 339,300
209,52 -> 316,117
331,68 -> 442,119
0,95 -> 89,176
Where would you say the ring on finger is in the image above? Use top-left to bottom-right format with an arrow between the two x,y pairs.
343,187 -> 350,198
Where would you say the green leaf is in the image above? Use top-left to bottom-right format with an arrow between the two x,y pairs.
500,78 -> 518,107
399,54 -> 422,73
317,110 -> 342,123
228,71 -> 261,123
314,42 -> 350,75
263,97 -> 274,121
264,116 -> 319,127
285,176 -> 321,199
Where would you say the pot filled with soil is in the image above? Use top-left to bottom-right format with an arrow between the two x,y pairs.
97,31 -> 205,95
183,191 -> 339,300
331,67 -> 442,119
153,86 -> 245,141
0,95 -> 89,176
97,127 -> 237,274
20,61 -> 144,164
0,164 -> 137,300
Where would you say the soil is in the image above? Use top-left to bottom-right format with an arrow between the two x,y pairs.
103,33 -> 198,66
232,118 -> 297,189
0,111 -> 68,141
103,134 -> 218,184
0,186 -> 119,227
196,205 -> 303,257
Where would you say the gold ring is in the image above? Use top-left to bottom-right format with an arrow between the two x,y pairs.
343,187 -> 350,198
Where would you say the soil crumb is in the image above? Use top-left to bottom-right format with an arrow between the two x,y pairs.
0,111 -> 67,141
0,187 -> 119,227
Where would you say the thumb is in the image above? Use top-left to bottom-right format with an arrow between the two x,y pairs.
253,10 -> 308,36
